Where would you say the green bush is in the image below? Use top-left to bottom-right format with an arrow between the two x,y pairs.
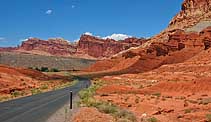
41,67 -> 49,72
79,83 -> 101,105
11,90 -> 23,97
40,84 -> 48,90
31,88 -> 42,95
35,67 -> 41,71
50,68 -> 60,72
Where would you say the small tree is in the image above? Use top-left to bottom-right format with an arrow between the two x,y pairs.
41,67 -> 49,72
35,67 -> 41,71
50,68 -> 60,72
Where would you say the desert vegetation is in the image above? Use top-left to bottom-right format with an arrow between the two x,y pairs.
0,52 -> 96,71
29,67 -> 60,72
77,80 -> 137,122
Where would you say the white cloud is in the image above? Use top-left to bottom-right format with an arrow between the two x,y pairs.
19,38 -> 28,42
46,9 -> 53,15
0,37 -> 8,42
84,32 -> 93,36
72,5 -> 75,8
103,34 -> 132,40
74,38 -> 80,43
0,37 -> 5,41
73,32 -> 132,42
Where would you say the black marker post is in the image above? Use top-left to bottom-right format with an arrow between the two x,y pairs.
70,91 -> 73,109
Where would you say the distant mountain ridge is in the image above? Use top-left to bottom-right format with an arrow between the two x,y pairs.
0,35 -> 147,59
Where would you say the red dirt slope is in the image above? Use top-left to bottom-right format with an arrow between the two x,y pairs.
0,65 -> 49,95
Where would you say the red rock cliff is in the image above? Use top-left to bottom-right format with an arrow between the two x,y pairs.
76,34 -> 147,58
18,38 -> 77,56
0,36 -> 147,59
168,0 -> 211,31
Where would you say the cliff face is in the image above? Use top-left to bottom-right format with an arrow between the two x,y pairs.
0,38 -> 77,57
19,38 -> 77,56
76,35 -> 146,58
168,0 -> 211,31
86,27 -> 211,72
0,36 -> 147,59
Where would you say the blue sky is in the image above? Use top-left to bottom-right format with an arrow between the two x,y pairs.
0,0 -> 183,47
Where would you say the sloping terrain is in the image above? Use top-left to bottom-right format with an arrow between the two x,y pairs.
0,64 -> 76,102
92,47 -> 211,122
0,65 -> 46,100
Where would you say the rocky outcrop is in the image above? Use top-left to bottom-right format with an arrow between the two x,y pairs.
86,27 -> 211,73
0,36 -> 147,59
19,38 -> 77,56
0,38 -> 77,57
76,35 -> 146,58
168,0 -> 211,31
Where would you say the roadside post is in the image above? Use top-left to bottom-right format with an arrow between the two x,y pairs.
70,91 -> 72,109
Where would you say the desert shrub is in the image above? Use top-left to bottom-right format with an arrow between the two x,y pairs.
11,90 -> 23,97
35,67 -> 41,71
0,96 -> 9,101
184,109 -> 191,114
147,117 -> 158,122
41,67 -> 49,72
78,81 -> 137,122
97,102 -> 118,114
31,88 -> 42,95
50,68 -> 60,72
40,84 -> 48,90
200,98 -> 211,105
152,92 -> 161,97
206,114 -> 211,122
114,109 -> 137,122
78,82 -> 101,105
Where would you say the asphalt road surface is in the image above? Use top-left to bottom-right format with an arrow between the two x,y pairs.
0,78 -> 90,122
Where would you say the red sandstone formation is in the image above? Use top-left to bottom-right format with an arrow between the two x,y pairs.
77,34 -> 146,58
18,38 -> 77,56
88,27 -> 211,72
168,0 -> 211,31
0,36 -> 146,59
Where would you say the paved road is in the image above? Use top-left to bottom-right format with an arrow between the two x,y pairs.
0,78 -> 90,122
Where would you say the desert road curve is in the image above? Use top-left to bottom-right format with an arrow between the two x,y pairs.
0,78 -> 91,122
